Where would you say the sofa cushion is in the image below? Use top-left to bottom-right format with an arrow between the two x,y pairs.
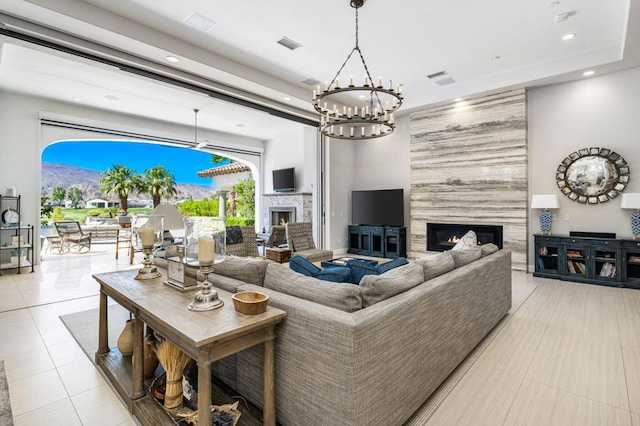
316,266 -> 352,283
213,255 -> 267,286
347,257 -> 409,284
289,254 -> 322,277
450,247 -> 483,267
481,243 -> 499,256
264,263 -> 362,312
347,260 -> 379,284
359,262 -> 425,307
414,251 -> 456,281
452,230 -> 478,250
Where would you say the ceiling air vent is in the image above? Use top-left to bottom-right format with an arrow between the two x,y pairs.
302,78 -> 321,86
277,37 -> 302,51
184,12 -> 217,32
427,70 -> 456,86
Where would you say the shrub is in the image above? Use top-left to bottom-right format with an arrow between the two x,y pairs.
87,209 -> 102,216
226,217 -> 255,226
51,206 -> 65,222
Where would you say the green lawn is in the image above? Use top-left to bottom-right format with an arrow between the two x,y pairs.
45,207 -> 153,224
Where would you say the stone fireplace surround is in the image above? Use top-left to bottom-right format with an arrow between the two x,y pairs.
263,193 -> 312,229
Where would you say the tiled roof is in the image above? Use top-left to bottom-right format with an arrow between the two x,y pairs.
197,162 -> 251,177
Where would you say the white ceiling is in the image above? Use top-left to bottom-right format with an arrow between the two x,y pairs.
0,0 -> 639,140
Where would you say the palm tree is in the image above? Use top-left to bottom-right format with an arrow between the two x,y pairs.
211,154 -> 234,165
141,165 -> 178,208
99,164 -> 140,212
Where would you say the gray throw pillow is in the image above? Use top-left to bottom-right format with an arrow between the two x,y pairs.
264,263 -> 362,312
359,262 -> 424,307
414,251 -> 456,281
480,243 -> 499,257
449,247 -> 482,267
212,255 -> 268,286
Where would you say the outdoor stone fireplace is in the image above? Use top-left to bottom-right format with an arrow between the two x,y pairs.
263,193 -> 312,229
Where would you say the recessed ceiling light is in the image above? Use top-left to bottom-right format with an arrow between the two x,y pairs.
283,97 -> 291,101
72,97 -> 81,102
491,56 -> 501,61
236,124 -> 246,128
359,94 -> 366,99
582,70 -> 595,76
184,12 -> 217,32
550,1 -> 560,6
562,33 -> 576,41
454,98 -> 463,102
104,95 -> 119,101
166,55 -> 180,63
555,12 -> 570,23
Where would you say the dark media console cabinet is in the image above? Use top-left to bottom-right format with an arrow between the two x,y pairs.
348,225 -> 407,259
534,234 -> 640,289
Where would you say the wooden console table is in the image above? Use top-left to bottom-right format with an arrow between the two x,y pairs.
93,269 -> 286,425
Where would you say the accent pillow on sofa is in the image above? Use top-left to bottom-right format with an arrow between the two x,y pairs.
451,230 -> 478,250
414,251 -> 456,281
480,243 -> 499,256
264,263 -> 362,312
449,247 -> 482,267
359,262 -> 424,307
289,254 -> 322,277
212,255 -> 268,286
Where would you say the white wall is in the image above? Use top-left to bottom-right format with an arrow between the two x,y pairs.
325,116 -> 410,252
528,66 -> 640,269
263,127 -> 313,194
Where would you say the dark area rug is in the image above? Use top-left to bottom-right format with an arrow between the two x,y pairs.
0,360 -> 14,426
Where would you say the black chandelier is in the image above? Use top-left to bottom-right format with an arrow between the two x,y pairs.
312,0 -> 403,140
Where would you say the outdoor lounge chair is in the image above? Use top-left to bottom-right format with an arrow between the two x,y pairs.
54,220 -> 92,253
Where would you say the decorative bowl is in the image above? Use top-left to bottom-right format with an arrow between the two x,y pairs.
232,291 -> 269,315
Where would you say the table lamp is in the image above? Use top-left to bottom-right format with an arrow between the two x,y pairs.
620,193 -> 640,239
531,194 -> 559,235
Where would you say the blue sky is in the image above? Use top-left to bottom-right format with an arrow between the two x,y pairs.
42,141 -> 217,186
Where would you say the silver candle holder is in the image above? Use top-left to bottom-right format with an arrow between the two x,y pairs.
188,261 -> 223,311
135,244 -> 161,280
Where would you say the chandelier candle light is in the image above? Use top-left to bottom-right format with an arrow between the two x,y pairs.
312,0 -> 402,140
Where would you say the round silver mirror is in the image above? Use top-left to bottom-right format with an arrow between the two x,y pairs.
556,148 -> 630,204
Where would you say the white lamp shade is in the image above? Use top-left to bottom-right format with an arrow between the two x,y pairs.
152,204 -> 184,230
531,194 -> 559,209
620,193 -> 640,209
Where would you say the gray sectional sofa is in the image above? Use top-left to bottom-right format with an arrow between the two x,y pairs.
199,247 -> 512,425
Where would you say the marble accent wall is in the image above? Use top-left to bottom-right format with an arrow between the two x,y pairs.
262,193 -> 313,229
409,89 -> 528,270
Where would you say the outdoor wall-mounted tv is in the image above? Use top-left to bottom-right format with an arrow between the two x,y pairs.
272,167 -> 295,192
352,189 -> 404,227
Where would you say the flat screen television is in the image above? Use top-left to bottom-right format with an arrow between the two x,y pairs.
272,167 -> 295,192
352,189 -> 404,227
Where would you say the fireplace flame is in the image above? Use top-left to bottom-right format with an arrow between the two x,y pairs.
448,235 -> 460,243
280,218 -> 288,226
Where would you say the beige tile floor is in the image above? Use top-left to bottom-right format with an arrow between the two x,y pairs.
1,247 -> 639,425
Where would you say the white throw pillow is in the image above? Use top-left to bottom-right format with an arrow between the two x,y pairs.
451,230 -> 478,250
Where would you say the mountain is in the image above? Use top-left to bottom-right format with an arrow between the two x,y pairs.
41,162 -> 215,204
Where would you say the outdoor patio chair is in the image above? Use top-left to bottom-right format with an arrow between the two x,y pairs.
266,225 -> 288,248
54,221 -> 92,253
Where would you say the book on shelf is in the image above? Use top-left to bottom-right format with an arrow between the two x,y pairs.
629,255 -> 640,263
599,262 -> 616,278
566,250 -> 583,258
539,246 -> 548,256
568,261 -> 576,274
574,261 -> 586,275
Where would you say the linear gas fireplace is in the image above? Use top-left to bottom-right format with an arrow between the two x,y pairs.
427,223 -> 503,252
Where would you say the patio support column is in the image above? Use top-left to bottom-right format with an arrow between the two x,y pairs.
217,190 -> 229,219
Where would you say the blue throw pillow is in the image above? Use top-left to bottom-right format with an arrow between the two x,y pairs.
347,259 -> 379,284
317,266 -> 352,283
289,254 -> 322,277
376,257 -> 409,274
